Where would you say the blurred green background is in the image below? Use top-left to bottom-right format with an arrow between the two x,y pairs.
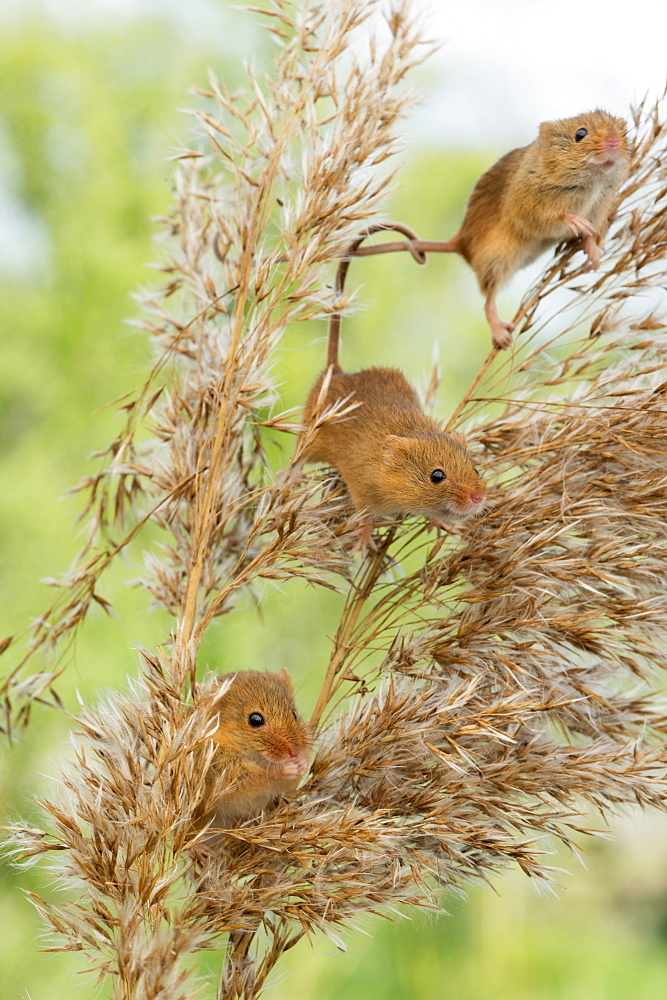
1,5 -> 667,999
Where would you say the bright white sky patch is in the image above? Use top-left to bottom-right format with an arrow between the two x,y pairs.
414,0 -> 666,147
3,0 -> 664,150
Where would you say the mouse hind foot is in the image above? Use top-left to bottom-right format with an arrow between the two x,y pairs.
581,232 -> 601,271
484,293 -> 515,350
349,517 -> 376,557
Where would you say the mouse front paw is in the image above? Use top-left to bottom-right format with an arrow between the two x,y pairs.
428,517 -> 451,532
564,213 -> 596,238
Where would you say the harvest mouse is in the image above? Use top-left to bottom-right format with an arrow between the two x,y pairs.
197,670 -> 311,829
439,109 -> 630,349
300,228 -> 487,552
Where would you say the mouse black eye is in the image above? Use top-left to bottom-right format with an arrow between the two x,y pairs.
248,712 -> 265,727
430,469 -> 446,484
574,127 -> 588,142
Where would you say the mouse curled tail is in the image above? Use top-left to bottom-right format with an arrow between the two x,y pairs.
326,222 -> 427,370
300,221 -> 428,471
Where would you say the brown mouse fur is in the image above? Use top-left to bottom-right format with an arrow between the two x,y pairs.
300,227 -> 487,550
440,109 -> 630,349
197,670 -> 311,830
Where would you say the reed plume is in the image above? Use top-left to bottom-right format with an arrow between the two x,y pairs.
4,2 -> 667,997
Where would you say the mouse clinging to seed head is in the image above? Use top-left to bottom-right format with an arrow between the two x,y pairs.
299,224 -> 487,553
196,669 -> 312,831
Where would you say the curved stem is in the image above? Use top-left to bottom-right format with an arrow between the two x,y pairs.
310,528 -> 396,731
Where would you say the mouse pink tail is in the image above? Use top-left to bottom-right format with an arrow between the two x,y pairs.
416,236 -> 461,254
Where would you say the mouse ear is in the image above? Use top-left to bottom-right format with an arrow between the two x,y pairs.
539,120 -> 555,140
446,431 -> 468,449
277,668 -> 294,694
384,434 -> 413,456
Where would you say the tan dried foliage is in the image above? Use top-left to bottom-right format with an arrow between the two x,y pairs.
4,2 -> 667,997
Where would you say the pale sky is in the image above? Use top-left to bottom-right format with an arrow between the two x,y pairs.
3,0 -> 665,147
417,0 -> 666,147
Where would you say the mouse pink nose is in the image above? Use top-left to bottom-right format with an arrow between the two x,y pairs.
469,492 -> 485,505
604,136 -> 620,149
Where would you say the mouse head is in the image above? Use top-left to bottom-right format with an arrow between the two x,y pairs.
211,670 -> 311,778
537,109 -> 630,183
380,431 -> 486,522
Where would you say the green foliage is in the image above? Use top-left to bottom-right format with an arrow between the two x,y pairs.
0,19 -> 200,634
0,21 -> 210,994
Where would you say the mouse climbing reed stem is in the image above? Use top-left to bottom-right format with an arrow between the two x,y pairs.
306,222 -> 487,727
361,111 -> 630,350
302,226 -> 487,551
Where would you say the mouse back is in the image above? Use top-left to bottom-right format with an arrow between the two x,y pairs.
302,366 -> 427,464
455,144 -> 530,264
